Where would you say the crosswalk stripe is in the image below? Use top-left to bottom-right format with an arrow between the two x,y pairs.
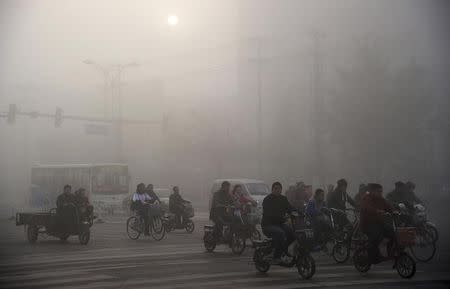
3,274 -> 116,289
100,273 -> 450,289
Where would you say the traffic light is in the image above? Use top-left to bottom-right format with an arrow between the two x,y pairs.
7,104 -> 17,124
55,107 -> 63,127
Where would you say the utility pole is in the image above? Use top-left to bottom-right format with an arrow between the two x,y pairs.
256,39 -> 263,180
83,60 -> 138,163
311,31 -> 325,186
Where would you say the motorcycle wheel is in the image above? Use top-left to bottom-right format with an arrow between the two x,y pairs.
150,216 -> 166,241
332,242 -> 350,263
231,232 -> 246,255
353,247 -> 371,273
396,253 -> 416,279
185,220 -> 195,234
79,229 -> 90,245
27,225 -> 38,244
203,231 -> 216,252
254,249 -> 270,273
297,253 -> 316,280
250,229 -> 262,243
126,216 -> 141,240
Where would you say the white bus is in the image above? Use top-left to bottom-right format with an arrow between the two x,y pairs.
30,163 -> 129,213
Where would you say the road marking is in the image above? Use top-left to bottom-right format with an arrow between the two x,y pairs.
3,274 -> 116,289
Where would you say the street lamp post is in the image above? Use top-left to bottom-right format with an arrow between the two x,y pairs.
83,60 -> 139,162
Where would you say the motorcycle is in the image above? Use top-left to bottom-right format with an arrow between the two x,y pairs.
203,205 -> 260,255
163,202 -> 195,233
353,211 -> 417,279
253,211 -> 316,280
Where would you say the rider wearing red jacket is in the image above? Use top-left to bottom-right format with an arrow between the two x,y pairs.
360,183 -> 394,264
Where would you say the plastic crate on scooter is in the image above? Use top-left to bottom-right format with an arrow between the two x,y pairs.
183,203 -> 195,218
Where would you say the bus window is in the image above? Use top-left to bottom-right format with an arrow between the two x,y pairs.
119,175 -> 127,186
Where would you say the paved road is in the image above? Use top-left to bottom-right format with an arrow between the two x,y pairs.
0,213 -> 449,289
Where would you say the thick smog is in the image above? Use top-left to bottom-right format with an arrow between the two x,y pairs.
0,1 -> 449,288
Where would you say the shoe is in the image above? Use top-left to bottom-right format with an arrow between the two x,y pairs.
270,257 -> 282,265
281,255 -> 293,264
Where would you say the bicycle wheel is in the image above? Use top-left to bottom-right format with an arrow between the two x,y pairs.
410,228 -> 437,262
425,223 -> 439,243
185,220 -> 195,233
126,216 -> 141,240
150,216 -> 166,241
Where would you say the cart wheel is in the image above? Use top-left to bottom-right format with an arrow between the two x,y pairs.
396,253 -> 416,279
203,231 -> 216,252
59,233 -> 70,242
27,225 -> 38,244
79,230 -> 90,245
185,220 -> 195,234
254,249 -> 270,273
297,253 -> 316,279
231,232 -> 246,255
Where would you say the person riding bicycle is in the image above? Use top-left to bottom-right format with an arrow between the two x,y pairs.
262,182 -> 295,265
360,183 -> 395,264
169,186 -> 189,228
210,181 -> 234,239
306,188 -> 331,246
131,183 -> 153,235
327,179 -> 357,229
387,181 -> 422,209
145,184 -> 161,204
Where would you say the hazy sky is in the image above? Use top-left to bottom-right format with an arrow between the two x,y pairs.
1,0 -> 449,206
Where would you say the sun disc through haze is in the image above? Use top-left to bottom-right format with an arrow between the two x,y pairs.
168,15 -> 179,26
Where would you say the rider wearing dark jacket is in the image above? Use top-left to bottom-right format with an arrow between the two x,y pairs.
261,182 -> 295,265
146,184 -> 160,204
56,184 -> 77,231
210,181 -> 233,237
56,184 -> 76,209
386,181 -> 421,209
169,186 -> 188,226
327,179 -> 357,229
